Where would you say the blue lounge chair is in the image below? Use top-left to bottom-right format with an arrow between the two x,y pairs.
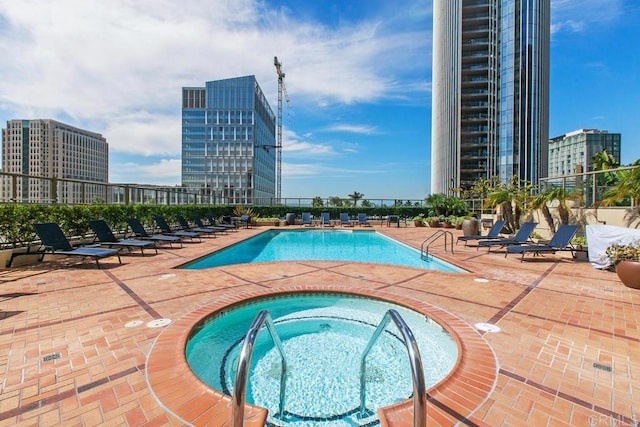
191,214 -> 228,234
301,212 -> 313,227
89,219 -> 157,255
478,222 -> 538,252
320,212 -> 333,227
126,218 -> 183,248
204,213 -> 238,231
357,213 -> 371,227
457,220 -> 506,247
154,216 -> 202,242
339,213 -> 354,227
240,215 -> 252,228
32,222 -> 121,268
506,224 -> 579,261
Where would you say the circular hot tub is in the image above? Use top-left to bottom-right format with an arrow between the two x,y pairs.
186,293 -> 458,426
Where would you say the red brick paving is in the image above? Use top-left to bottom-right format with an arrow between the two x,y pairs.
0,224 -> 638,426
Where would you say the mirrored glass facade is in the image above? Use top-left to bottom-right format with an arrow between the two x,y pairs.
181,76 -> 276,205
431,0 -> 550,194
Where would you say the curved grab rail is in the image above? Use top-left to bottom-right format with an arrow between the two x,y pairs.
359,309 -> 427,426
233,310 -> 288,427
421,229 -> 454,259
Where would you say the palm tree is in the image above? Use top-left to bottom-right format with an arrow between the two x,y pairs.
600,162 -> 640,215
529,188 -> 583,233
348,191 -> 364,207
483,176 -> 533,233
312,196 -> 324,207
592,149 -> 620,186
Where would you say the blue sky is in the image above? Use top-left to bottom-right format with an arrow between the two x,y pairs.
0,0 -> 638,200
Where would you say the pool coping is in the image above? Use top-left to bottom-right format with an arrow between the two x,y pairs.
146,286 -> 498,426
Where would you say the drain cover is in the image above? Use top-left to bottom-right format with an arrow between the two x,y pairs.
158,274 -> 175,281
125,320 -> 144,328
474,278 -> 489,283
475,323 -> 501,333
147,318 -> 172,328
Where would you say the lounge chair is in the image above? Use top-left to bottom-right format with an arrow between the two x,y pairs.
32,222 -> 121,268
239,215 -> 252,228
301,212 -> 314,227
204,213 -> 238,231
357,213 -> 372,227
153,216 -> 202,242
89,219 -> 157,255
457,220 -> 506,246
478,222 -> 538,252
126,218 -> 183,248
506,224 -> 579,261
320,212 -> 333,227
191,214 -> 228,234
339,213 -> 354,227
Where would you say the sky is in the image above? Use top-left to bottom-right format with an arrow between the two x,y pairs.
0,0 -> 639,201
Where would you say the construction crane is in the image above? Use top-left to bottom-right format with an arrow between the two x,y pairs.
273,56 -> 290,203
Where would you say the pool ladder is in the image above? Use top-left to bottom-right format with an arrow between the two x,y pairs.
232,309 -> 426,427
421,229 -> 454,259
360,309 -> 427,426
233,310 -> 288,427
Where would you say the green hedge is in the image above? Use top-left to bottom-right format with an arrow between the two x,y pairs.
0,204 -> 432,249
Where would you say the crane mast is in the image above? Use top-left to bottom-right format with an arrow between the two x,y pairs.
273,56 -> 289,203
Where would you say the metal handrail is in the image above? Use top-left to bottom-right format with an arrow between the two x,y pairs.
232,310 -> 288,427
420,229 -> 454,258
359,309 -> 427,427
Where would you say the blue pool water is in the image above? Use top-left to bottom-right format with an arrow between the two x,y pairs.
181,229 -> 464,272
186,294 -> 459,426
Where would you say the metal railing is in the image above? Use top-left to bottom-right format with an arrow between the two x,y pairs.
421,230 -> 454,259
233,310 -> 288,427
359,309 -> 426,426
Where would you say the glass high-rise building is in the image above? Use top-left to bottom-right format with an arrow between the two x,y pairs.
431,0 -> 550,194
181,76 -> 276,205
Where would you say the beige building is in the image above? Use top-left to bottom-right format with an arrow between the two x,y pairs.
1,119 -> 109,203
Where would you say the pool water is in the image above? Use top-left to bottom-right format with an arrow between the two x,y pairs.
186,294 -> 459,426
181,229 -> 464,272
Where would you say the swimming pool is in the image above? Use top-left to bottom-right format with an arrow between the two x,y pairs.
185,293 -> 459,426
181,229 -> 464,272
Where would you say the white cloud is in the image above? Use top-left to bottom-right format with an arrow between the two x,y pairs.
111,158 -> 181,184
104,113 -> 181,156
551,0 -> 624,34
323,124 -> 378,135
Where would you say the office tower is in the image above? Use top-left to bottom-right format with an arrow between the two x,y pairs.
181,76 -> 276,205
548,129 -> 621,177
431,0 -> 550,194
1,119 -> 109,203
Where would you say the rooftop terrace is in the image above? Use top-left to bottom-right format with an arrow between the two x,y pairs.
0,224 -> 637,426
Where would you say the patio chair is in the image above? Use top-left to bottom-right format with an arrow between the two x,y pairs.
357,213 -> 372,227
32,222 -> 121,268
191,214 -> 228,234
457,220 -> 506,247
505,224 -> 579,261
126,218 -> 183,248
89,219 -> 157,255
204,213 -> 238,231
153,216 -> 202,242
239,215 -> 252,228
478,222 -> 538,252
301,212 -> 314,227
320,212 -> 333,227
339,212 -> 354,227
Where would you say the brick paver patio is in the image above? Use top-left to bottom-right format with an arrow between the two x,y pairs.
0,224 -> 638,426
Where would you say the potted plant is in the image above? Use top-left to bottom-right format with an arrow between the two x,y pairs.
452,216 -> 464,230
426,216 -> 440,227
571,236 -> 588,261
412,214 -> 425,227
442,215 -> 456,228
606,240 -> 640,288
